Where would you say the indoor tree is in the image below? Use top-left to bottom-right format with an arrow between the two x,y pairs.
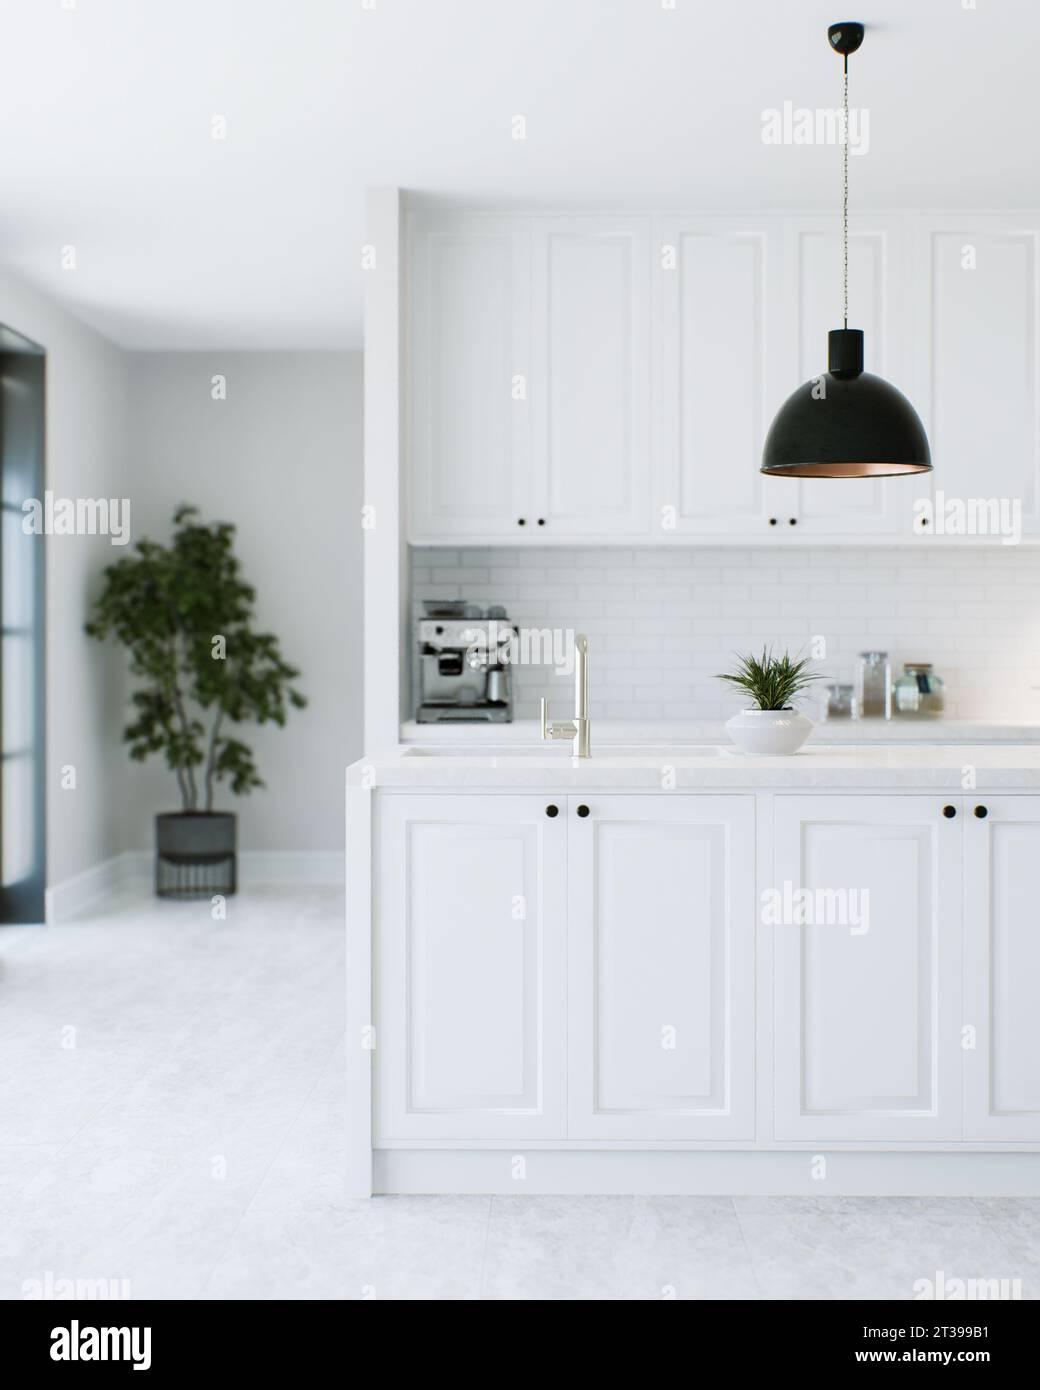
86,505 -> 306,813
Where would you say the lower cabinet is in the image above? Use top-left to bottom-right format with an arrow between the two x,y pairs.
567,795 -> 756,1139
376,791 -> 755,1142
376,794 -> 567,1139
963,796 -> 1040,1141
772,795 -> 963,1142
374,790 -> 1040,1149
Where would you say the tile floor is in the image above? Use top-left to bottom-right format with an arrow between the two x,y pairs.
1,885 -> 1038,1300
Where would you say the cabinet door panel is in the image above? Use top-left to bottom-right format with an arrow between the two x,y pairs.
377,794 -> 565,1139
656,218 -> 785,535
964,797 -> 1040,1140
773,795 -> 961,1141
533,219 -> 651,535
568,795 -> 756,1140
784,218 -> 920,534
408,217 -> 530,538
919,221 -> 1040,537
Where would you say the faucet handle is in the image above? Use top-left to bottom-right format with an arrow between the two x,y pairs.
541,696 -> 577,743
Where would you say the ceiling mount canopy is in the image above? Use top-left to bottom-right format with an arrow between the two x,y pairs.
762,21 -> 932,481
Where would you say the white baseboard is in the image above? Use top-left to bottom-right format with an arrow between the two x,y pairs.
45,852 -> 138,924
374,1149 -> 1040,1197
46,848 -> 343,922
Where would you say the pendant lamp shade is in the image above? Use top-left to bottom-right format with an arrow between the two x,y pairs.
761,329 -> 931,479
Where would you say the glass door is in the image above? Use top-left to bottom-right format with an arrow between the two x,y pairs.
1,329 -> 45,924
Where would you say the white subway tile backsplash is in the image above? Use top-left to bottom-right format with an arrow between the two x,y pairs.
409,545 -> 1040,721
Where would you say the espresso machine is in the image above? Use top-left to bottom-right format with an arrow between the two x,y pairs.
416,602 -> 516,723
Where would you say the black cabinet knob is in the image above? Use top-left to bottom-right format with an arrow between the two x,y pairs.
576,804 -> 590,818
788,517 -> 798,526
974,805 -> 988,819
537,518 -> 546,526
545,804 -> 559,818
517,517 -> 526,526
942,805 -> 957,819
768,517 -> 778,526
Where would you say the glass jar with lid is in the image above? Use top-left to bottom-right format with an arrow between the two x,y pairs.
823,683 -> 859,720
857,651 -> 891,719
893,663 -> 945,718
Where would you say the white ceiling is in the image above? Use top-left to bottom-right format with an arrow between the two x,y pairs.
0,0 -> 1035,350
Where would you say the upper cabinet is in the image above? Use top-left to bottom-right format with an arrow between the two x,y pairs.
405,208 -> 1040,545
914,217 -> 1040,540
531,218 -> 651,536
407,212 -> 651,542
654,217 -> 787,536
407,216 -> 531,539
781,216 -> 922,537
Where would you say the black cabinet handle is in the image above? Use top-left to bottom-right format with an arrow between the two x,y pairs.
576,804 -> 590,818
942,805 -> 957,819
537,518 -> 546,526
545,804 -> 559,818
974,805 -> 988,819
517,517 -> 526,527
768,517 -> 778,526
788,517 -> 798,526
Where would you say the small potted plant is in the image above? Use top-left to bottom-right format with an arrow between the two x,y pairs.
717,647 -> 821,756
86,505 -> 306,897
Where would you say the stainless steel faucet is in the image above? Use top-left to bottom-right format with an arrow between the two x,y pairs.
540,633 -> 591,758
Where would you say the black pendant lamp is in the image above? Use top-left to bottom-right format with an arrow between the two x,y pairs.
762,22 -> 931,479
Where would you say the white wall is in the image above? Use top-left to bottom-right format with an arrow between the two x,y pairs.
411,545 -> 1040,724
0,266 -> 131,890
126,352 -> 363,852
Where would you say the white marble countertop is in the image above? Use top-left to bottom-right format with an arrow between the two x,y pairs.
400,717 -> 1040,746
350,742 -> 1040,791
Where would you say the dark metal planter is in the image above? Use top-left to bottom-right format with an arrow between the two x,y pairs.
155,812 -> 237,899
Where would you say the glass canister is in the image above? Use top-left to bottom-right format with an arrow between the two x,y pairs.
893,663 -> 946,718
857,651 -> 891,719
824,683 -> 859,720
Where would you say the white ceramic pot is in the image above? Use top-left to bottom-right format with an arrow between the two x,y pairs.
725,708 -> 814,756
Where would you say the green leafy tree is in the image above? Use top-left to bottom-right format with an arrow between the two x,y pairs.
86,505 -> 306,812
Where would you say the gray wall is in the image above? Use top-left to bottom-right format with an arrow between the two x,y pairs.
125,352 -> 363,852
0,265 -> 131,891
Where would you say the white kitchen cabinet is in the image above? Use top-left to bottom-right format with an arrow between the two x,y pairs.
405,208 -> 1040,546
376,793 -> 567,1139
913,217 -> 1040,540
531,218 -> 652,536
778,216 -> 922,537
407,212 -> 650,542
773,794 -> 962,1142
567,794 -> 756,1140
655,217 -> 788,536
352,779 -> 1040,1193
963,796 -> 1040,1141
407,215 -> 532,539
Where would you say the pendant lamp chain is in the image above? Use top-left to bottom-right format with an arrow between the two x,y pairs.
842,54 -> 849,328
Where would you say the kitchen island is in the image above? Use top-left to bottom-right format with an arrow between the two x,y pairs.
346,743 -> 1040,1197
